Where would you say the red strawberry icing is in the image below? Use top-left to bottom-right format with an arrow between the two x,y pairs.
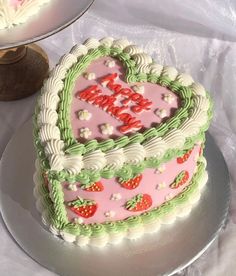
118,174 -> 142,190
61,144 -> 201,224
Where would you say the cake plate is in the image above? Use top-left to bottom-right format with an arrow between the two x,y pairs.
0,0 -> 94,101
0,119 -> 230,276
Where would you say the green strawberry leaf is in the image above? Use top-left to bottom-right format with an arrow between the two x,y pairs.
170,171 -> 186,188
125,194 -> 143,210
67,197 -> 95,207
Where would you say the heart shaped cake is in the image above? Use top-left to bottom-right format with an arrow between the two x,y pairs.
33,37 -> 212,247
0,0 -> 50,29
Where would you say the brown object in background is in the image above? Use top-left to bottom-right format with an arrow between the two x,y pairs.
0,44 -> 49,101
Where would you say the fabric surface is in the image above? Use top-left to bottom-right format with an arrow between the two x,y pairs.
1,0 -> 236,275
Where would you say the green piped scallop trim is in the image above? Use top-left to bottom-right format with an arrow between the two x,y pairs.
33,44 -> 213,183
37,157 -> 206,238
49,179 -> 69,227
56,45 -> 207,153
34,124 -> 209,184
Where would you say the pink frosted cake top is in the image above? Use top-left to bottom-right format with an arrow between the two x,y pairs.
71,57 -> 180,142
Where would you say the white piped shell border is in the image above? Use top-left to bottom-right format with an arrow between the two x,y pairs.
33,158 -> 208,247
36,37 -> 210,174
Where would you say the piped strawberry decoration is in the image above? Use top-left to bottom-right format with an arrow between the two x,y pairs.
125,194 -> 152,212
119,175 -> 142,190
170,170 -> 189,189
67,197 -> 97,218
81,181 -> 104,192
177,148 -> 193,164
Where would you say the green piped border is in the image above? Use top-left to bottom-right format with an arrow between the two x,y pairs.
36,157 -> 207,238
34,111 -> 211,184
56,46 -> 203,154
34,44 -> 213,183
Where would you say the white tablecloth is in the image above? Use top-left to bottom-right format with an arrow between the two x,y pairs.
1,0 -> 236,275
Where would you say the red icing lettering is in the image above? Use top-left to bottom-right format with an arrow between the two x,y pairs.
127,117 -> 138,124
121,98 -> 131,106
119,88 -> 132,97
112,106 -> 129,117
100,74 -> 153,113
131,99 -> 152,113
131,105 -> 144,113
76,72 -> 153,134
107,105 -> 128,116
119,120 -> 143,133
100,73 -> 118,87
138,98 -> 153,108
93,95 -> 107,105
77,85 -> 99,100
93,95 -> 116,108
100,95 -> 117,109
87,90 -> 102,102
130,93 -> 143,102
118,113 -> 132,123
108,82 -> 122,93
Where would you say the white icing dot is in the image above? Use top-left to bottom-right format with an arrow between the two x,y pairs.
165,193 -> 174,201
156,182 -> 166,190
74,217 -> 84,224
163,93 -> 174,104
77,110 -> 92,121
84,72 -> 96,80
100,123 -> 114,135
110,193 -> 122,201
80,128 -> 92,139
132,85 -> 145,94
105,60 -> 116,68
154,165 -> 166,174
155,108 -> 167,119
104,211 -> 116,218
67,184 -> 78,191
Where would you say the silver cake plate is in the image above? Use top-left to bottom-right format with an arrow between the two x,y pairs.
0,0 -> 94,50
0,119 -> 230,276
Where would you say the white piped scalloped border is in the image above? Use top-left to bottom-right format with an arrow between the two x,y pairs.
0,0 -> 51,30
33,158 -> 208,247
36,37 -> 210,174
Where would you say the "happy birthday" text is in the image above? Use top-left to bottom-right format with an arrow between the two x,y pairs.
76,73 -> 153,133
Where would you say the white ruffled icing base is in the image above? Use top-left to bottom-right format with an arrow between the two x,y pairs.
33,158 -> 208,248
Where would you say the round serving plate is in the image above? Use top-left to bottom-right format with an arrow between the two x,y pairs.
0,0 -> 94,50
0,119 -> 230,276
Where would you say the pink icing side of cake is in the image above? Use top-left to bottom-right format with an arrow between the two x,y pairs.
60,145 -> 200,224
71,57 -> 179,141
